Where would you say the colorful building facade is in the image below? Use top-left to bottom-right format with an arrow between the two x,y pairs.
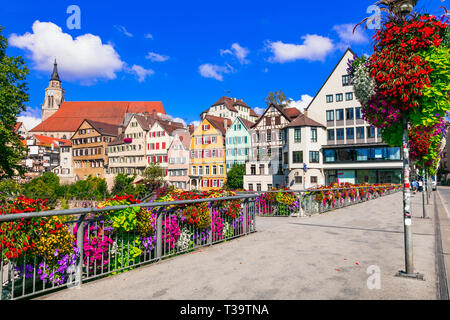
189,115 -> 230,191
225,117 -> 253,171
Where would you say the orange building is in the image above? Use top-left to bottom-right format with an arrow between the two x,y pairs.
72,119 -> 118,180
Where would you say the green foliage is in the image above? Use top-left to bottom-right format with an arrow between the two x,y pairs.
109,205 -> 140,233
225,164 -> 245,190
23,172 -> 61,207
0,179 -> 22,201
143,162 -> 164,192
265,90 -> 288,107
66,175 -> 108,200
0,26 -> 29,179
112,174 -> 135,195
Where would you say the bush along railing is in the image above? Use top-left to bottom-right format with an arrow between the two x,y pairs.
255,183 -> 402,217
0,192 -> 257,300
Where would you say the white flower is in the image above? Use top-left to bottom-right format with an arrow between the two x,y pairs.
353,63 -> 376,106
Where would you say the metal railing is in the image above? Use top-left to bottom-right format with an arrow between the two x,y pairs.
0,194 -> 257,300
249,185 -> 402,217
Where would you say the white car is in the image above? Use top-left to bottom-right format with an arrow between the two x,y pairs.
431,176 -> 437,191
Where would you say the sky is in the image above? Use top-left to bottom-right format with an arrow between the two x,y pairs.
0,0 -> 446,130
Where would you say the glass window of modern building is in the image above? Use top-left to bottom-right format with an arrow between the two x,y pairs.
336,128 -> 344,140
346,108 -> 354,120
367,126 -> 375,138
355,107 -> 362,119
342,75 -> 350,86
356,127 -> 365,139
326,110 -> 334,121
336,109 -> 344,121
336,93 -> 343,102
326,95 -> 333,103
323,146 -> 401,163
327,129 -> 335,141
346,127 -> 354,140
345,92 -> 353,101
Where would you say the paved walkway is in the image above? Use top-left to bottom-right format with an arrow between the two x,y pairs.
40,191 -> 438,300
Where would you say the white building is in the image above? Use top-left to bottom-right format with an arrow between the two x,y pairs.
282,114 -> 327,190
200,96 -> 259,123
305,48 -> 403,185
243,103 -> 301,191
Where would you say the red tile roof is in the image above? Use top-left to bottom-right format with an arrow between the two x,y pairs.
207,96 -> 258,118
30,101 -> 165,133
84,119 -> 120,137
204,115 -> 232,135
33,134 -> 72,147
236,117 -> 255,130
285,113 -> 326,128
284,107 -> 301,119
14,122 -> 23,133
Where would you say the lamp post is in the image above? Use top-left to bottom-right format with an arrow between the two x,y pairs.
384,0 -> 424,279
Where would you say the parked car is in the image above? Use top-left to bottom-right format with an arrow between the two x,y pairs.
432,175 -> 437,191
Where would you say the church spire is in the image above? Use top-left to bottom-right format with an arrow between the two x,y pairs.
50,59 -> 60,82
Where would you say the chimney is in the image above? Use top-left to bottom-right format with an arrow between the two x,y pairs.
224,119 -> 228,130
304,110 -> 308,117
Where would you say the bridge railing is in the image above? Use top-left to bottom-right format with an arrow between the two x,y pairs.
239,184 -> 402,217
0,194 -> 258,300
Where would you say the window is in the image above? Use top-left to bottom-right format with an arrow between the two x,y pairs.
327,129 -> 335,140
346,127 -> 354,140
212,165 -> 217,175
295,176 -> 302,184
275,116 -> 281,125
377,128 -> 382,138
198,166 -> 203,175
324,149 -> 336,162
284,152 -> 288,164
336,109 -> 344,121
293,151 -> 303,163
251,165 -> 256,175
356,148 -> 370,161
326,95 -> 333,103
346,108 -> 354,120
248,183 -> 254,191
203,124 -> 210,131
367,126 -> 375,138
356,127 -> 365,139
256,184 -> 261,192
336,128 -> 344,140
310,151 -> 319,163
326,110 -> 334,121
346,92 -> 353,101
342,75 -> 350,86
259,164 -> 265,175
294,128 -> 301,143
265,117 -> 271,126
311,176 -> 318,183
311,128 -> 317,142
267,130 -> 271,142
336,93 -> 343,102
355,107 -> 362,119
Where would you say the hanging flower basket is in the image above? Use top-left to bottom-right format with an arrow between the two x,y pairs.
124,138 -> 132,143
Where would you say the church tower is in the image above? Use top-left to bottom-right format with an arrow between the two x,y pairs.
42,59 -> 65,122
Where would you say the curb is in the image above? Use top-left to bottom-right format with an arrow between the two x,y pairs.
435,189 -> 450,300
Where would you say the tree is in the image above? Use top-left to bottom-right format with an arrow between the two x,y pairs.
225,164 -> 245,190
265,90 -> 288,108
23,172 -> 60,207
143,162 -> 165,192
0,26 -> 29,180
112,173 -> 136,196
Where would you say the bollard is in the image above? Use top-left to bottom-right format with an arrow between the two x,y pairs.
156,211 -> 162,260
75,214 -> 86,288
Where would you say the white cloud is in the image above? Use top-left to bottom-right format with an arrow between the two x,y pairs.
198,63 -> 234,81
164,114 -> 187,126
114,25 -> 133,37
127,65 -> 155,82
333,23 -> 368,45
190,120 -> 201,128
18,108 -> 42,131
266,34 -> 334,63
287,94 -> 313,113
254,107 -> 265,116
9,21 -> 125,83
146,52 -> 170,62
144,33 -> 153,39
220,43 -> 250,64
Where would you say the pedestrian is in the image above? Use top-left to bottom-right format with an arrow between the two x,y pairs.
418,179 -> 423,192
412,180 -> 417,194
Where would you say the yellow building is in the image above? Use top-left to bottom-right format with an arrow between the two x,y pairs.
189,115 -> 230,191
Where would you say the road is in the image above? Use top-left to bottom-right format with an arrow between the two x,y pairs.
40,191 -> 437,300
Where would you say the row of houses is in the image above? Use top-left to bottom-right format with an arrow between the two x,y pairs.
19,48 -> 407,191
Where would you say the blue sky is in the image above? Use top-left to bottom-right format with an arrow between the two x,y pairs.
0,0 -> 446,129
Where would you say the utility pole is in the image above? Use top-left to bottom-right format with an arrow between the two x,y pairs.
422,162 -> 427,218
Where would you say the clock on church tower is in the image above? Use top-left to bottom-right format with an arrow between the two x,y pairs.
42,59 -> 65,122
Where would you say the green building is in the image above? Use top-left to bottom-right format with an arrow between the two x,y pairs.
225,117 -> 254,171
